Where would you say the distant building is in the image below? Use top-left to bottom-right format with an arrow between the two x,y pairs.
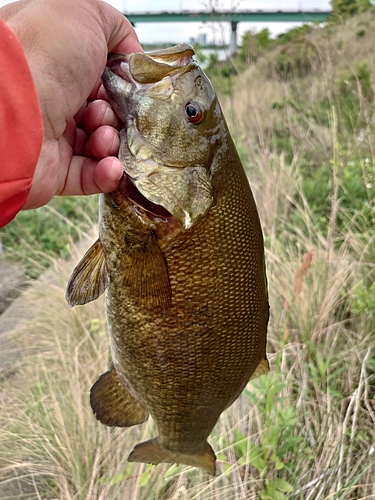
197,33 -> 207,46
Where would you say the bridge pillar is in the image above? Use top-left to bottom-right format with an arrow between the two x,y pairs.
229,21 -> 238,56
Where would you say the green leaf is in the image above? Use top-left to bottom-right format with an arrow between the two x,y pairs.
163,464 -> 179,479
249,454 -> 267,472
235,429 -> 246,441
272,454 -> 285,470
138,470 -> 151,487
260,485 -> 289,500
273,478 -> 294,492
103,473 -> 126,485
224,462 -> 232,475
233,430 -> 248,456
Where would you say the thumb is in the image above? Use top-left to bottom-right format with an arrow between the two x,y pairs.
97,2 -> 143,55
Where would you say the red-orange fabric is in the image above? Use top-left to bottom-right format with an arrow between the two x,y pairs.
0,18 -> 43,228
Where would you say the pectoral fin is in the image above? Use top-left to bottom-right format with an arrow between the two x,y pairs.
123,232 -> 172,309
66,239 -> 109,307
128,438 -> 216,475
90,367 -> 149,427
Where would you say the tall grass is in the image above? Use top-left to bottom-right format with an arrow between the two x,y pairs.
0,196 -> 98,278
1,12 -> 375,500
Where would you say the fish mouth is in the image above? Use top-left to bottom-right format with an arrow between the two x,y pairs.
102,55 -> 135,122
122,173 -> 174,223
106,43 -> 195,87
105,54 -> 133,86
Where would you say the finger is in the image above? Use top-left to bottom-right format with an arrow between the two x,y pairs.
98,3 -> 143,55
63,118 -> 77,149
88,125 -> 120,159
93,157 -> 124,193
84,100 -> 120,134
74,102 -> 87,128
74,128 -> 88,155
88,80 -> 103,101
59,156 -> 123,196
84,140 -> 95,159
109,18 -> 142,54
97,84 -> 110,102
63,119 -> 87,155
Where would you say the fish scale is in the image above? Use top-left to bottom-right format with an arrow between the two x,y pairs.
66,43 -> 269,475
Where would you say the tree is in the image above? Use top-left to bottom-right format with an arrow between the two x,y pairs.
239,29 -> 272,63
330,0 -> 372,19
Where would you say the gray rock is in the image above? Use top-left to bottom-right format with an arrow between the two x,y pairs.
0,260 -> 27,315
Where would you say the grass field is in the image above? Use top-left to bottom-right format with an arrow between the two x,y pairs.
0,10 -> 374,500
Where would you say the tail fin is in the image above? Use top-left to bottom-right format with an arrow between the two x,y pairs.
128,438 -> 216,475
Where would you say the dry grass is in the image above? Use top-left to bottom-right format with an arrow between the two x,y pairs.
0,201 -> 373,499
1,11 -> 375,500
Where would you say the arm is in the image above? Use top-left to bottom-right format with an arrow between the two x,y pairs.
0,18 -> 43,227
0,0 -> 142,228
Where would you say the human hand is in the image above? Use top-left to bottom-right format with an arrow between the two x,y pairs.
1,0 -> 142,209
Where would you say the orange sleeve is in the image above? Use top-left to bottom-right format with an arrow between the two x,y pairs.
0,18 -> 43,228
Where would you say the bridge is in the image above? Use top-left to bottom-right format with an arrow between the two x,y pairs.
125,10 -> 331,55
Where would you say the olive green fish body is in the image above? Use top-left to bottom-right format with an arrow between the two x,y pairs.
66,44 -> 269,475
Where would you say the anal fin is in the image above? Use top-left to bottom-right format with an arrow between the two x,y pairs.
66,239 -> 109,307
128,438 -> 216,475
249,358 -> 270,382
90,367 -> 148,427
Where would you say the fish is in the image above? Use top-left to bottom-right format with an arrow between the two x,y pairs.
66,43 -> 269,476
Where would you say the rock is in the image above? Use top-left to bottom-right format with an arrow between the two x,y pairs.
0,260 -> 27,315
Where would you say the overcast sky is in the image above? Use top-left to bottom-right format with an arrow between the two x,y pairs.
119,1 -> 331,44
1,0 -> 331,44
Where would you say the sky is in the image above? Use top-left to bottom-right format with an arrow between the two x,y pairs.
112,1 -> 331,44
0,0 -> 331,44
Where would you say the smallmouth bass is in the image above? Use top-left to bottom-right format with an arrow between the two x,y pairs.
66,44 -> 269,476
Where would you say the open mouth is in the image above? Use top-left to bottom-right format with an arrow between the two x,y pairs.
122,174 -> 174,222
106,46 -> 195,87
106,55 -> 132,82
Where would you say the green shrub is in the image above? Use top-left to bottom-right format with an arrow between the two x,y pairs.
0,196 -> 98,277
269,42 -> 319,81
356,27 -> 366,35
330,0 -> 372,20
239,29 -> 273,63
337,61 -> 373,100
351,281 -> 375,315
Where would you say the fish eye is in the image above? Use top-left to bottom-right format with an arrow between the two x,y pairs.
185,101 -> 204,124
